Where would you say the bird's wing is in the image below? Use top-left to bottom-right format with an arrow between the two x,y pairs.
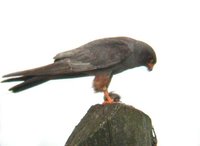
54,38 -> 132,70
3,38 -> 132,77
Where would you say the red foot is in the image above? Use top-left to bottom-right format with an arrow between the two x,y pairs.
102,90 -> 114,104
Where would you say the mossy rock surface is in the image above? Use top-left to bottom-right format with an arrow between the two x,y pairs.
65,103 -> 156,146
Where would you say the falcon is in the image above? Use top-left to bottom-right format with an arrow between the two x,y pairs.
2,37 -> 157,104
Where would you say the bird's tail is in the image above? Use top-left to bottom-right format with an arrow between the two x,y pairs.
2,76 -> 49,93
2,63 -> 62,93
2,62 -> 90,93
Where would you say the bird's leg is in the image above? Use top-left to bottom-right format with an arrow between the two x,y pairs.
92,73 -> 114,104
102,87 -> 114,104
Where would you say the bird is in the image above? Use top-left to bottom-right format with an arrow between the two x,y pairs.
2,37 -> 157,104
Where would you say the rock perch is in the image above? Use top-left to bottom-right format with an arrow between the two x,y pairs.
65,103 -> 157,146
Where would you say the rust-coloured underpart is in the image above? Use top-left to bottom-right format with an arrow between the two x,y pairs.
93,73 -> 112,92
93,73 -> 117,104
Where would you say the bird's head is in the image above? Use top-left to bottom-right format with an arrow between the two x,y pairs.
135,40 -> 157,71
146,56 -> 156,71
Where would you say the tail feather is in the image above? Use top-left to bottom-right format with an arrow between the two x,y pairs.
1,62 -> 64,92
7,76 -> 49,93
3,62 -> 67,77
2,76 -> 33,82
2,61 -> 91,92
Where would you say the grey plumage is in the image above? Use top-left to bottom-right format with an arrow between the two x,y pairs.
2,37 -> 157,93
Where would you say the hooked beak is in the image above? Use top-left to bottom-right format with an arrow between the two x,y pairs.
147,63 -> 154,71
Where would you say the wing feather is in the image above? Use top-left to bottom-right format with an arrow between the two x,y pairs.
54,37 -> 132,70
3,37 -> 133,78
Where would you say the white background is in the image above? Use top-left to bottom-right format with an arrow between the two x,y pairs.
0,0 -> 200,146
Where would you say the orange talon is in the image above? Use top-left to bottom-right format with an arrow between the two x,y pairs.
102,90 -> 114,104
